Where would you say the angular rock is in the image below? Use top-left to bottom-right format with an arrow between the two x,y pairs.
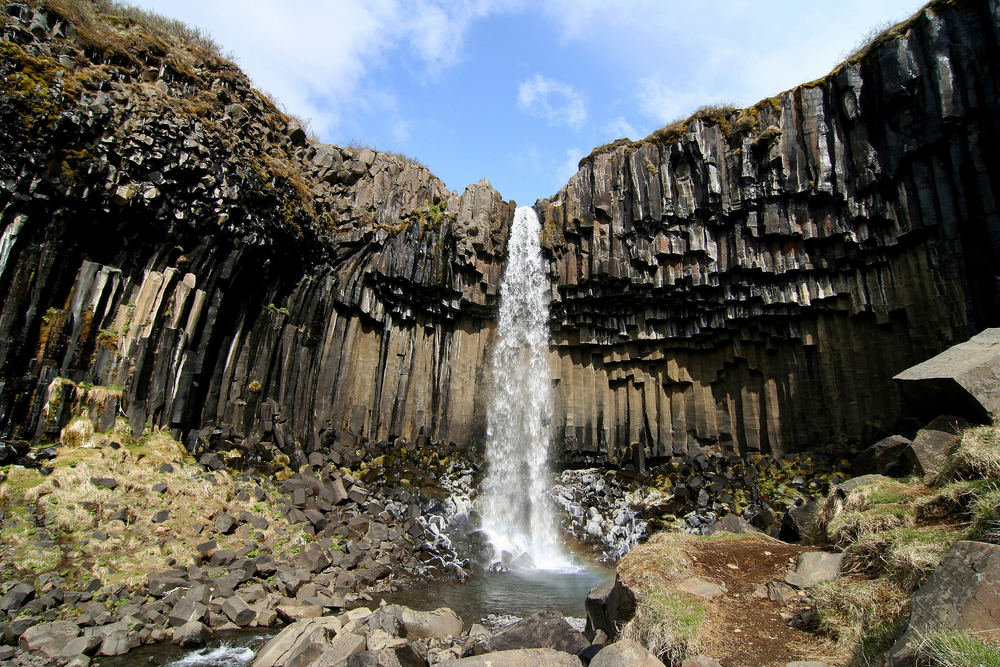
484,611 -> 588,655
585,576 -> 635,641
311,632 -> 368,666
0,582 -> 35,612
894,328 -> 1000,423
215,513 -> 237,535
705,514 -> 761,535
589,638 -> 661,667
888,540 -> 1000,666
173,621 -> 210,648
221,596 -> 256,627
449,648 -> 583,666
253,617 -> 343,667
677,577 -> 725,597
19,620 -> 80,655
781,500 -> 821,543
852,435 -> 913,477
904,415 -> 970,481
784,552 -> 843,589
370,605 -> 463,641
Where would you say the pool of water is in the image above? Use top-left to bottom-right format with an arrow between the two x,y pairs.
377,560 -> 613,625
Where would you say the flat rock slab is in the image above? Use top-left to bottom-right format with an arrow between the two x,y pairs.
784,552 -> 843,589
894,328 -> 1000,422
590,638 -> 661,666
677,577 -> 726,597
888,540 -> 1000,665
253,617 -> 344,667
450,648 -> 583,666
485,611 -> 588,654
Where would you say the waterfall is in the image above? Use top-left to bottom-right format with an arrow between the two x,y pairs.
0,218 -> 23,284
480,206 -> 571,571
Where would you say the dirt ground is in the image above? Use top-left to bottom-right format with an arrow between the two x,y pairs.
686,538 -> 843,667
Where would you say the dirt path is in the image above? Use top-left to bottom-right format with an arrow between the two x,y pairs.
686,539 -> 842,666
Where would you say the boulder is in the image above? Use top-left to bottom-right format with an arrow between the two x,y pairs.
784,552 -> 843,589
780,499 -> 821,543
18,620 -> 80,656
894,328 -> 1000,423
311,632 -> 368,666
346,648 -> 423,667
449,648 -> 583,666
173,621 -> 210,648
584,576 -> 635,641
852,435 -> 913,477
589,638 -> 661,666
370,605 -> 463,641
704,514 -> 761,535
888,541 -> 1000,665
484,611 -> 589,655
253,617 -> 342,667
0,582 -> 35,612
904,415 -> 969,481
221,596 -> 256,627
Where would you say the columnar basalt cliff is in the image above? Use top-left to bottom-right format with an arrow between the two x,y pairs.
1,0 -> 999,468
538,0 -> 1000,463
0,1 -> 512,464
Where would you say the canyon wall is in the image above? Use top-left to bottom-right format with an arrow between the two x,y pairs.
539,0 -> 1000,463
2,0 -> 999,466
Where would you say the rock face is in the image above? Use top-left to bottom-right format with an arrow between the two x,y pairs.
888,540 -> 1000,665
1,0 -> 1000,466
0,4 -> 512,460
537,0 -> 1000,462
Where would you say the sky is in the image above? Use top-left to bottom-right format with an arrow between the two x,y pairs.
133,0 -> 928,205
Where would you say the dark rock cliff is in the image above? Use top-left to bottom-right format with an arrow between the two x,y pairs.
538,0 -> 1000,463
1,0 -> 999,467
0,1 -> 512,465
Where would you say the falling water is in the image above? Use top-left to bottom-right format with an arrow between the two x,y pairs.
480,206 -> 571,571
0,218 -> 23,284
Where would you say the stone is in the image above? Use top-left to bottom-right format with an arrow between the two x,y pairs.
677,577 -> 725,597
449,648 -> 582,666
18,620 -> 80,655
704,513 -> 761,535
347,649 -> 407,667
311,632 -> 368,666
585,576 -> 635,641
765,581 -> 797,603
680,657 -> 722,667
589,638 -> 661,666
852,435 -> 913,477
485,611 -> 588,655
167,598 -> 207,626
277,604 -> 325,622
253,617 -> 344,667
904,415 -> 970,481
371,605 -> 463,641
894,328 -> 1000,422
89,476 -> 117,489
152,509 -> 170,523
173,621 -> 210,648
55,634 -> 100,660
784,552 -> 844,589
0,582 -> 35,612
215,513 -> 237,534
0,646 -> 15,661
888,541 -> 1000,665
221,596 -> 256,627
780,500 -> 820,543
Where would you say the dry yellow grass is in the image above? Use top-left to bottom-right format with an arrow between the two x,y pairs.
1,417 -> 308,587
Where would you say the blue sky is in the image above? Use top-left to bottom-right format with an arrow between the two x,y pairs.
135,0 -> 927,205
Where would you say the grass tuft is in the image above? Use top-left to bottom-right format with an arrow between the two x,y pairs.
619,589 -> 706,664
916,627 -> 1000,667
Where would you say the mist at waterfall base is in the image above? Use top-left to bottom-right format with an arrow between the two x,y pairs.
477,206 -> 575,572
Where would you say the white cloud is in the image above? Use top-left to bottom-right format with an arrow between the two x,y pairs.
517,74 -> 587,129
132,0 -> 510,140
